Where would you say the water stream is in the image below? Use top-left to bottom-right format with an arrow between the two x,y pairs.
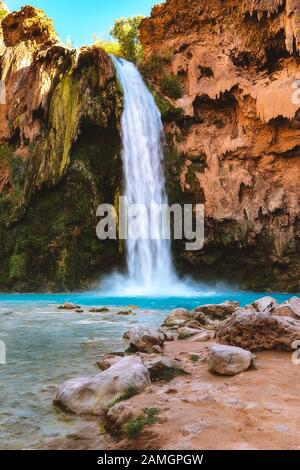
109,57 -> 176,295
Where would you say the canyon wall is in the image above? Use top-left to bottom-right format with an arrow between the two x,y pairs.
1,1 -> 300,292
140,0 -> 300,291
0,6 -> 123,291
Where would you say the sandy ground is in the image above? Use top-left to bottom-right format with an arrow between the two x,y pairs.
105,338 -> 300,451
45,336 -> 300,450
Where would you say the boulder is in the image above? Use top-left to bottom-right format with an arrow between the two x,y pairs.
54,356 -> 150,416
252,296 -> 277,312
96,353 -> 125,371
116,310 -> 134,316
185,321 -> 203,330
89,307 -> 109,313
189,330 -> 213,343
143,355 -> 185,381
163,308 -> 194,327
123,326 -> 165,353
195,301 -> 239,319
178,327 -> 202,340
191,312 -> 220,330
57,303 -> 80,310
272,297 -> 300,319
216,309 -> 300,351
208,344 -> 252,376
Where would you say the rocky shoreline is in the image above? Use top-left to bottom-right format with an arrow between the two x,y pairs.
52,297 -> 300,450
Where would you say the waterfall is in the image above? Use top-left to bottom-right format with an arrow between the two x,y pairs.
110,56 -> 176,294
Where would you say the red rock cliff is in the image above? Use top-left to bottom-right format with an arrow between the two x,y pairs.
140,0 -> 300,291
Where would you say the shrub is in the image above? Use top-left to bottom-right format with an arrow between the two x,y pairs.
125,408 -> 160,439
190,354 -> 200,363
152,366 -> 188,383
142,51 -> 173,76
94,39 -> 122,58
160,75 -> 182,100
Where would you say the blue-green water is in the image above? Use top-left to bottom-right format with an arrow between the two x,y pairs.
0,289 -> 294,449
0,289 -> 293,310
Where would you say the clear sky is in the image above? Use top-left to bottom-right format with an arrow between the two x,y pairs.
5,0 -> 157,46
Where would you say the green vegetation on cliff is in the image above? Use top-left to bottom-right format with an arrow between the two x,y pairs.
95,16 -> 144,63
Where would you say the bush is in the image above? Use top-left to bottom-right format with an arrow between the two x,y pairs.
94,39 -> 122,58
125,408 -> 160,439
160,75 -> 182,100
142,52 -> 173,76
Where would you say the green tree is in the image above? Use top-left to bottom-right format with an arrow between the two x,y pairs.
110,16 -> 144,63
94,16 -> 144,63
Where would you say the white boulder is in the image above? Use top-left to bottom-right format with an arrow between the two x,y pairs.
208,344 -> 252,376
54,356 -> 150,416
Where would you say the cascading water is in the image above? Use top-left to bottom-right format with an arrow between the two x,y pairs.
109,56 -> 177,295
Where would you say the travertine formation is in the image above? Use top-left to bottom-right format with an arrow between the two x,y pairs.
0,7 -> 123,291
140,0 -> 300,291
1,2 -> 300,291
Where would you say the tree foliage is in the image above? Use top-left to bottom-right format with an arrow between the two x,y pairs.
95,16 -> 144,63
94,38 -> 122,58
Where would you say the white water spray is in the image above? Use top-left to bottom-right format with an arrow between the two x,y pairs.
108,56 -> 179,295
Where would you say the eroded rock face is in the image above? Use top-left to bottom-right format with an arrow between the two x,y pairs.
54,356 -> 150,416
140,0 -> 300,292
208,344 -> 252,376
1,6 -> 58,47
215,309 -> 300,351
0,7 -> 123,292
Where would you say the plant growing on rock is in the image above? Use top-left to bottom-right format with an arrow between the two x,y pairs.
95,16 -> 144,63
125,408 -> 160,439
141,51 -> 173,77
160,74 -> 182,100
109,386 -> 139,407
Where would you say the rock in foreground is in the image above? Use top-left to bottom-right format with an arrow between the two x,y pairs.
216,310 -> 300,351
272,297 -> 300,319
143,355 -> 186,381
195,301 -> 239,319
123,326 -> 166,353
163,308 -> 194,327
54,356 -> 150,416
208,344 -> 252,376
252,297 -> 277,312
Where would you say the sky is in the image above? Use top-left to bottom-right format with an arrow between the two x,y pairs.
5,0 -> 157,47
